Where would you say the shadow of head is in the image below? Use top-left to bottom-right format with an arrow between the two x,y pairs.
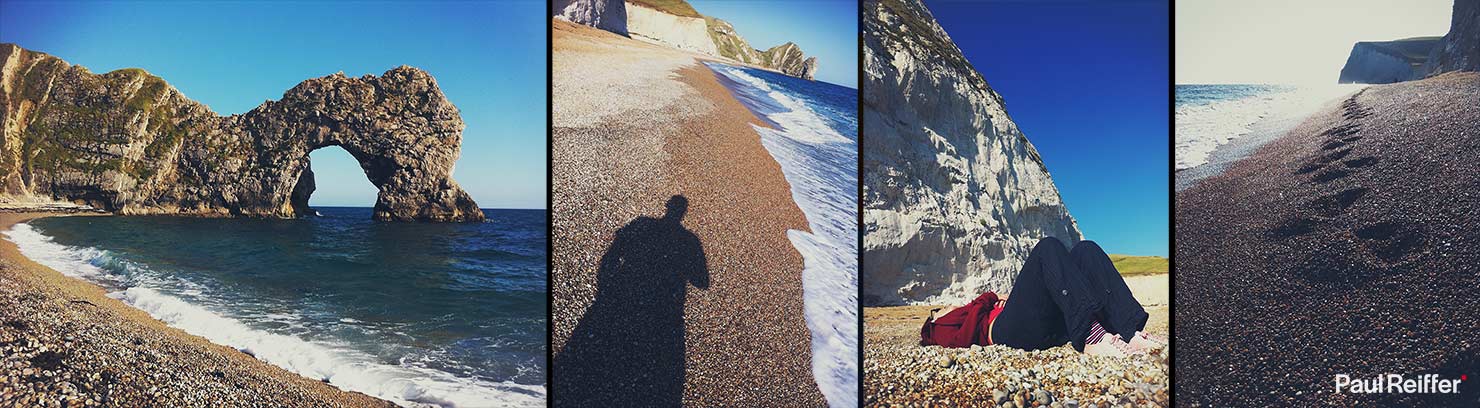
664,195 -> 688,222
552,194 -> 709,406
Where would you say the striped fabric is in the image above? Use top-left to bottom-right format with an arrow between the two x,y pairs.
1087,321 -> 1109,345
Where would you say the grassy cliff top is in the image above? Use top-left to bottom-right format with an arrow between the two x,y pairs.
628,0 -> 701,18
1110,254 -> 1168,276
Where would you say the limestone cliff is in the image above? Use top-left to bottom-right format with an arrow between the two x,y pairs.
706,18 -> 820,80
759,43 -> 819,81
1422,0 -> 1480,76
625,1 -> 719,56
705,17 -> 762,65
0,44 -> 483,222
1337,37 -> 1440,84
862,0 -> 1082,306
1339,0 -> 1479,83
553,0 -> 628,36
615,0 -> 820,80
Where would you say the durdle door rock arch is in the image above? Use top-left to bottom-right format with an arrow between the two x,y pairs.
0,44 -> 483,222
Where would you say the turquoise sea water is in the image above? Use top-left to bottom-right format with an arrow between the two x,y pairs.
5,208 -> 546,407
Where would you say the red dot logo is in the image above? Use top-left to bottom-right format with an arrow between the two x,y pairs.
1463,374 -> 1468,381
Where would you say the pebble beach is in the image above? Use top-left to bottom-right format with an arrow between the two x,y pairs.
551,19 -> 826,406
864,285 -> 1169,407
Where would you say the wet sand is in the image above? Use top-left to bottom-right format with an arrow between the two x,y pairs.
0,212 -> 392,407
550,20 -> 826,406
1176,72 -> 1480,405
863,274 -> 1170,407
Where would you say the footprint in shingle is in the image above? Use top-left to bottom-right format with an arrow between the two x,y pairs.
1322,123 -> 1361,138
1311,187 -> 1369,217
1312,168 -> 1351,183
1295,161 -> 1325,175
1343,157 -> 1378,168
1294,241 -> 1379,287
1354,221 -> 1426,264
1268,216 -> 1320,239
1321,147 -> 1353,163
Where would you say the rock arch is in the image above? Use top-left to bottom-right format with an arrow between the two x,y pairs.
0,43 -> 483,222
233,67 -> 484,222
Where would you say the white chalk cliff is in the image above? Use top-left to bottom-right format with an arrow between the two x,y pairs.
625,2 -> 719,56
553,0 -> 628,36
862,0 -> 1082,306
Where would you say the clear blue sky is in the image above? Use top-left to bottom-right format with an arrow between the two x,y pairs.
931,0 -> 1170,257
690,0 -> 857,88
0,0 -> 547,210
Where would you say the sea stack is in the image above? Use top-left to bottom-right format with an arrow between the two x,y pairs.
861,0 -> 1081,306
0,43 -> 483,222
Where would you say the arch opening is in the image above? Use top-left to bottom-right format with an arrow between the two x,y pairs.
295,146 -> 380,215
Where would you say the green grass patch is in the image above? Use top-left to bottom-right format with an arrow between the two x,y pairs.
1110,254 -> 1168,277
125,76 -> 168,113
629,0 -> 701,18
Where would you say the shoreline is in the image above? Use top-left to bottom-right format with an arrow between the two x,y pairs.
1175,72 -> 1480,405
1175,88 -> 1361,192
551,20 -> 826,405
0,212 -> 393,407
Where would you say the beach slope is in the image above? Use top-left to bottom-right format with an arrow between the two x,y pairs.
1176,72 -> 1480,405
550,20 -> 826,406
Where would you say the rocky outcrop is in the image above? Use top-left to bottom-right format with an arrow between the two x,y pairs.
862,0 -> 1082,306
1339,1 -> 1480,83
705,19 -> 819,80
759,43 -> 819,81
0,43 -> 483,222
705,17 -> 762,65
625,1 -> 719,56
1422,0 -> 1480,76
1337,37 -> 1440,84
553,0 -> 628,36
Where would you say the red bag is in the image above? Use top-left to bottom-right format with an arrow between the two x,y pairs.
920,292 -> 1000,348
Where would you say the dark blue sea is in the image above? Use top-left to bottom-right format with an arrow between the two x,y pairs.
5,207 -> 546,407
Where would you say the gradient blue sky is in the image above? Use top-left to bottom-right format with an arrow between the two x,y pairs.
0,0 -> 547,209
690,0 -> 857,88
931,0 -> 1169,257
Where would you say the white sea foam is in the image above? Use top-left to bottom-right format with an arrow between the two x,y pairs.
1175,84 -> 1365,169
4,224 -> 545,408
708,63 -> 858,408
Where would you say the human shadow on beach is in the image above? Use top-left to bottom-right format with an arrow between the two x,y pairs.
553,195 -> 708,407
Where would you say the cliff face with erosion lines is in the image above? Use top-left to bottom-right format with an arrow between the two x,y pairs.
1339,0 -> 1480,83
862,0 -> 1082,306
553,0 -> 629,36
1337,38 -> 1441,84
0,43 -> 483,222
1422,0 -> 1480,76
555,0 -> 821,80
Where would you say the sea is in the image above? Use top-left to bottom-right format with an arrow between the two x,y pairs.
4,208 -> 547,407
706,62 -> 859,408
1175,84 -> 1366,171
